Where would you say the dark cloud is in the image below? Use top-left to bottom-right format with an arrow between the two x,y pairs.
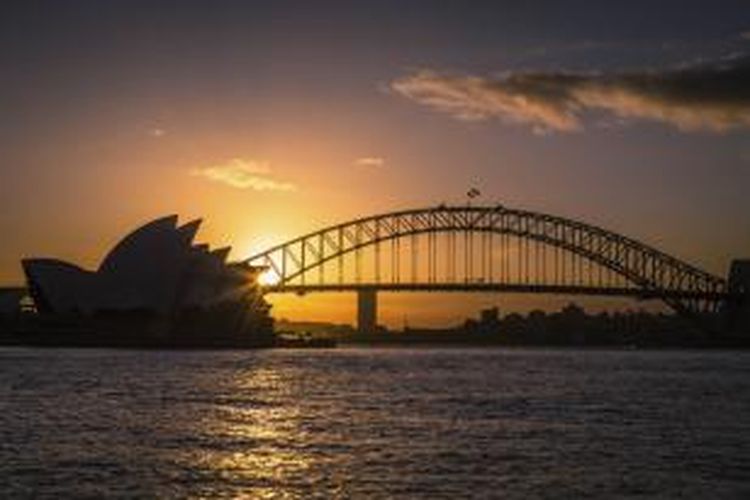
392,55 -> 750,133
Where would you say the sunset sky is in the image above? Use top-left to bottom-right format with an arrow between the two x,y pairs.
2,1 -> 749,326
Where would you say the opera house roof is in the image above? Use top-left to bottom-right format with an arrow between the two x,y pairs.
23,215 -> 256,315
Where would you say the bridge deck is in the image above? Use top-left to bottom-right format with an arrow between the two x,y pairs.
263,283 -> 730,301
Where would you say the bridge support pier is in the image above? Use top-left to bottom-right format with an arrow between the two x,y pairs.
357,288 -> 378,335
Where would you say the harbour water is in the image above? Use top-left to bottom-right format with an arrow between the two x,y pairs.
2,347 -> 749,498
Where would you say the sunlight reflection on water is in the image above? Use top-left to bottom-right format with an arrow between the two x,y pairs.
179,365 -> 318,498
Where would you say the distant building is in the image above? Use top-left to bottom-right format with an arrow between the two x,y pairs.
480,306 -> 499,324
464,306 -> 501,335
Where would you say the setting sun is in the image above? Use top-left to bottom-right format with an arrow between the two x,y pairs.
258,269 -> 282,287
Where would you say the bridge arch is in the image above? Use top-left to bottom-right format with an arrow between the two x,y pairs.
245,205 -> 728,317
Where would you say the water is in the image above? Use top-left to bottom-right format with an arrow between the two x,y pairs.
1,347 -> 749,499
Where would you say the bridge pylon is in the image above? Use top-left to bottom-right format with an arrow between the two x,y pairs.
724,259 -> 750,335
357,288 -> 378,334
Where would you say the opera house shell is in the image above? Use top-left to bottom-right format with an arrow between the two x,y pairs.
20,215 -> 274,346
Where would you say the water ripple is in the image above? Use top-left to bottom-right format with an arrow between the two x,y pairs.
1,347 -> 749,498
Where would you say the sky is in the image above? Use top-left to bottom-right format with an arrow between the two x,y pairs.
1,0 -> 749,327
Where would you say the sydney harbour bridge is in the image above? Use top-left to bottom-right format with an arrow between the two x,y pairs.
245,204 -> 748,334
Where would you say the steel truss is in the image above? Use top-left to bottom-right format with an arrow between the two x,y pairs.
245,205 -> 730,317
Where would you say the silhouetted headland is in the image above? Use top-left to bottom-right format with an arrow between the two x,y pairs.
282,305 -> 749,349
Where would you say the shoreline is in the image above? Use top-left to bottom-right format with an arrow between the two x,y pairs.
1,334 -> 747,351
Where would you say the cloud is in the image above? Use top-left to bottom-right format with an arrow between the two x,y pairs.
354,157 -> 385,167
391,55 -> 750,133
191,158 -> 296,191
149,128 -> 165,138
741,31 -> 750,41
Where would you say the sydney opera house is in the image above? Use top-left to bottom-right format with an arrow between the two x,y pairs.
16,215 -> 274,347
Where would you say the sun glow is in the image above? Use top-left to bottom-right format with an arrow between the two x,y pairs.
258,269 -> 281,287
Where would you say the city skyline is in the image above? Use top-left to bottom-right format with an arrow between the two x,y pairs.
2,1 -> 749,326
